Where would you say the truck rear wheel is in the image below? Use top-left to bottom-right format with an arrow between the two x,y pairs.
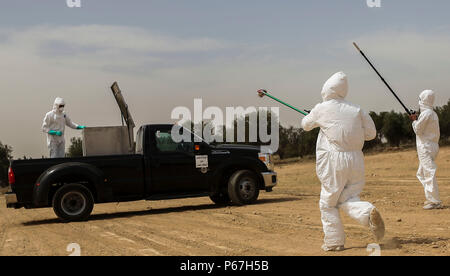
52,183 -> 94,222
227,170 -> 259,205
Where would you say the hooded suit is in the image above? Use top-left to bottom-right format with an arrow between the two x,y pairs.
42,97 -> 80,158
301,72 -> 378,247
413,90 -> 441,205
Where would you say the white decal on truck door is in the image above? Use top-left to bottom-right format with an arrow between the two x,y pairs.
195,155 -> 208,168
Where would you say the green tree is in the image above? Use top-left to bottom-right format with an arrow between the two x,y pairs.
277,126 -> 290,159
435,99 -> 450,140
277,125 -> 318,159
0,142 -> 13,187
401,113 -> 415,142
67,137 -> 83,157
223,109 -> 278,147
278,126 -> 301,159
363,111 -> 385,150
382,111 -> 408,147
299,128 -> 319,157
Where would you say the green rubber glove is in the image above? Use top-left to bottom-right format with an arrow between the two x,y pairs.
77,126 -> 86,130
49,130 -> 63,136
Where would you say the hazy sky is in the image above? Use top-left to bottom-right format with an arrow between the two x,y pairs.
1,0 -> 450,158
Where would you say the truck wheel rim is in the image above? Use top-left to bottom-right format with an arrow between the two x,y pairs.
239,177 -> 255,199
61,191 -> 86,216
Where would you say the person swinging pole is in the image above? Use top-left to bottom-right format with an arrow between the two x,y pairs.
301,72 -> 385,251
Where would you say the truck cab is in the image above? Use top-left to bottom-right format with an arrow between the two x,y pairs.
137,124 -> 277,199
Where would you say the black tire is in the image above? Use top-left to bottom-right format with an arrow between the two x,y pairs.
52,183 -> 94,222
209,192 -> 231,205
227,170 -> 260,205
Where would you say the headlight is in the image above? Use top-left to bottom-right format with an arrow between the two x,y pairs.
258,153 -> 274,171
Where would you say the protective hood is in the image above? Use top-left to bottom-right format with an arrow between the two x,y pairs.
53,97 -> 65,114
419,90 -> 435,111
321,72 -> 348,102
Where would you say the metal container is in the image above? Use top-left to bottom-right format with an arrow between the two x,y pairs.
82,82 -> 136,156
82,126 -> 133,156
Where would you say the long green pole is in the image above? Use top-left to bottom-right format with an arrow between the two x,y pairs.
257,89 -> 309,116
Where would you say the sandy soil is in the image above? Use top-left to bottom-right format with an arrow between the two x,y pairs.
1,147 -> 449,256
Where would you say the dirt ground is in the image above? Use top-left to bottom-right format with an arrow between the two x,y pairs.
1,147 -> 449,256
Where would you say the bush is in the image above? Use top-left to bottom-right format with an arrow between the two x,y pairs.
67,137 -> 83,157
435,100 -> 450,140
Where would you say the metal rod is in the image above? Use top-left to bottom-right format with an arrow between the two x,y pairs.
257,89 -> 309,116
353,42 -> 412,115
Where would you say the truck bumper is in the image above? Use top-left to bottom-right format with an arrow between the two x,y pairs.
5,192 -> 18,208
261,172 -> 277,191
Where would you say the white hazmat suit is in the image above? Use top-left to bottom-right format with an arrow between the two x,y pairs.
412,90 -> 441,209
301,72 -> 384,250
42,97 -> 81,158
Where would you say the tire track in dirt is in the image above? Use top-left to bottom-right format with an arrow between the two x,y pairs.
95,219 -> 192,256
91,204 -> 269,255
124,201 -> 315,255
106,212 -> 234,255
0,203 -> 61,255
122,216 -> 254,255
3,209 -> 117,255
2,204 -> 140,255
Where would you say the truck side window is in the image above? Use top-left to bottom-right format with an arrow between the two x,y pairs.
155,130 -> 194,154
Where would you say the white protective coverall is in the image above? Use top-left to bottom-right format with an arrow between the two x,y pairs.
42,97 -> 80,158
413,90 -> 441,205
301,72 -> 378,247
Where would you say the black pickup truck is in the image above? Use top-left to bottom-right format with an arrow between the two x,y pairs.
5,124 -> 277,222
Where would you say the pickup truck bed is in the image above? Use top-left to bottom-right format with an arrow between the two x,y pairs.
10,154 -> 144,208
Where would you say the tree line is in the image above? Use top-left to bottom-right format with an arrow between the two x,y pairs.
278,99 -> 450,159
211,99 -> 450,159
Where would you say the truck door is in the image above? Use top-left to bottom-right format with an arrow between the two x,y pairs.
146,126 -> 207,194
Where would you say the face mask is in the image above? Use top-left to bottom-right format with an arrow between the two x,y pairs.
57,105 -> 65,113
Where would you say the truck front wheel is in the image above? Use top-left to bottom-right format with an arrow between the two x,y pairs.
228,170 -> 260,205
52,183 -> 94,222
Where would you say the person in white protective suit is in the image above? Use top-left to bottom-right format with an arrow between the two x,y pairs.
409,90 -> 442,210
42,97 -> 85,158
301,72 -> 385,252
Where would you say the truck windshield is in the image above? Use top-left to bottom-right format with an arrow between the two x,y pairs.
181,127 -> 209,145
